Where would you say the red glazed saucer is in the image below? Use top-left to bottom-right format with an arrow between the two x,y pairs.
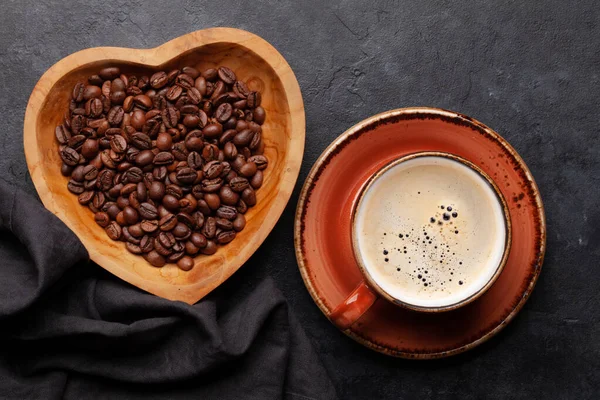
294,107 -> 546,358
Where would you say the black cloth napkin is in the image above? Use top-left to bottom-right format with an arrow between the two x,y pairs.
0,180 -> 337,400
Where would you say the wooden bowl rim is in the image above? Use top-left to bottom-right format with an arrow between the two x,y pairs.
24,27 -> 305,304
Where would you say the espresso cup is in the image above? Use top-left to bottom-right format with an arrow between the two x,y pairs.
330,152 -> 511,329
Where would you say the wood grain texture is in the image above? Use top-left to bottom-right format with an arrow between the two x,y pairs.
23,28 -> 305,304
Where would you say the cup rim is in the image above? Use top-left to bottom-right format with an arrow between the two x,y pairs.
350,151 -> 512,313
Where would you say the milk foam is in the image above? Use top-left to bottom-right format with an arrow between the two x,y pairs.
354,156 -> 506,308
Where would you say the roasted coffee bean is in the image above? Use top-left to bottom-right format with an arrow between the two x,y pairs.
105,221 -> 122,240
172,142 -> 189,161
126,242 -> 143,254
217,230 -> 236,244
175,211 -> 194,227
72,82 -> 85,102
195,198 -> 210,215
203,161 -> 224,180
233,129 -> 254,147
135,149 -> 154,167
176,73 -> 194,89
184,241 -> 199,255
179,195 -> 197,214
181,114 -> 199,128
162,194 -> 180,212
223,142 -> 238,159
233,213 -> 246,232
60,147 -> 80,166
81,138 -> 99,159
241,187 -> 257,206
211,80 -> 226,100
107,106 -> 124,126
55,125 -> 72,144
185,87 -> 200,105
139,202 -> 158,219
233,79 -> 250,97
105,204 -> 121,220
128,223 -> 144,237
110,90 -> 126,105
150,71 -> 169,89
216,217 -> 233,231
177,256 -> 194,271
201,240 -> 217,255
215,103 -> 233,123
216,205 -> 237,220
184,152 -> 201,171
219,185 -> 239,206
153,151 -> 174,165
159,213 -> 178,231
249,155 -> 268,170
146,180 -> 165,201
236,199 -> 248,214
99,67 -> 120,80
165,184 -> 183,199
175,168 -> 197,185
94,212 -> 110,227
153,237 -> 172,257
201,144 -> 218,161
250,170 -> 263,189
180,66 -> 199,79
203,216 -> 216,238
123,206 -> 139,225
204,193 -> 221,210
140,235 -> 154,253
123,95 -> 135,112
71,165 -> 85,182
202,123 -> 223,139
145,250 -> 166,267
82,165 -> 98,181
120,183 -> 137,197
239,161 -> 257,177
253,106 -> 266,125
155,132 -> 172,151
141,219 -> 159,233
247,91 -> 261,108
61,163 -> 74,177
67,135 -> 86,151
172,223 -> 191,239
116,196 -> 130,210
131,132 -> 152,150
67,180 -> 84,194
166,85 -> 183,101
249,132 -> 261,150
201,178 -> 223,193
124,168 -> 143,184
189,232 -> 207,249
216,66 -> 235,85
78,191 -> 94,205
203,68 -> 217,81
167,251 -> 184,263
229,176 -> 249,192
162,106 -> 178,128
158,232 -> 176,248
122,227 -> 141,244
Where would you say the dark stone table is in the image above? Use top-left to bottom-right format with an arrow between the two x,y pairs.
2,1 -> 598,398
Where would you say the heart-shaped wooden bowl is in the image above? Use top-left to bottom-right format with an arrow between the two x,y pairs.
24,28 -> 305,304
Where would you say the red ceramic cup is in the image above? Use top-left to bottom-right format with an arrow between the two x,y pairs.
329,151 -> 512,329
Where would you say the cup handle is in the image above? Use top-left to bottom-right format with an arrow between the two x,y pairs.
329,281 -> 378,330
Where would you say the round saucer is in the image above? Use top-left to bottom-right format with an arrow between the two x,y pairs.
294,107 -> 545,358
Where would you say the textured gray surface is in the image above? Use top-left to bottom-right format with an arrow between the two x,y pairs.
1,0 -> 599,398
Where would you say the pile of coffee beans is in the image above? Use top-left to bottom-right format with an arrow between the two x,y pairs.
56,65 -> 268,270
